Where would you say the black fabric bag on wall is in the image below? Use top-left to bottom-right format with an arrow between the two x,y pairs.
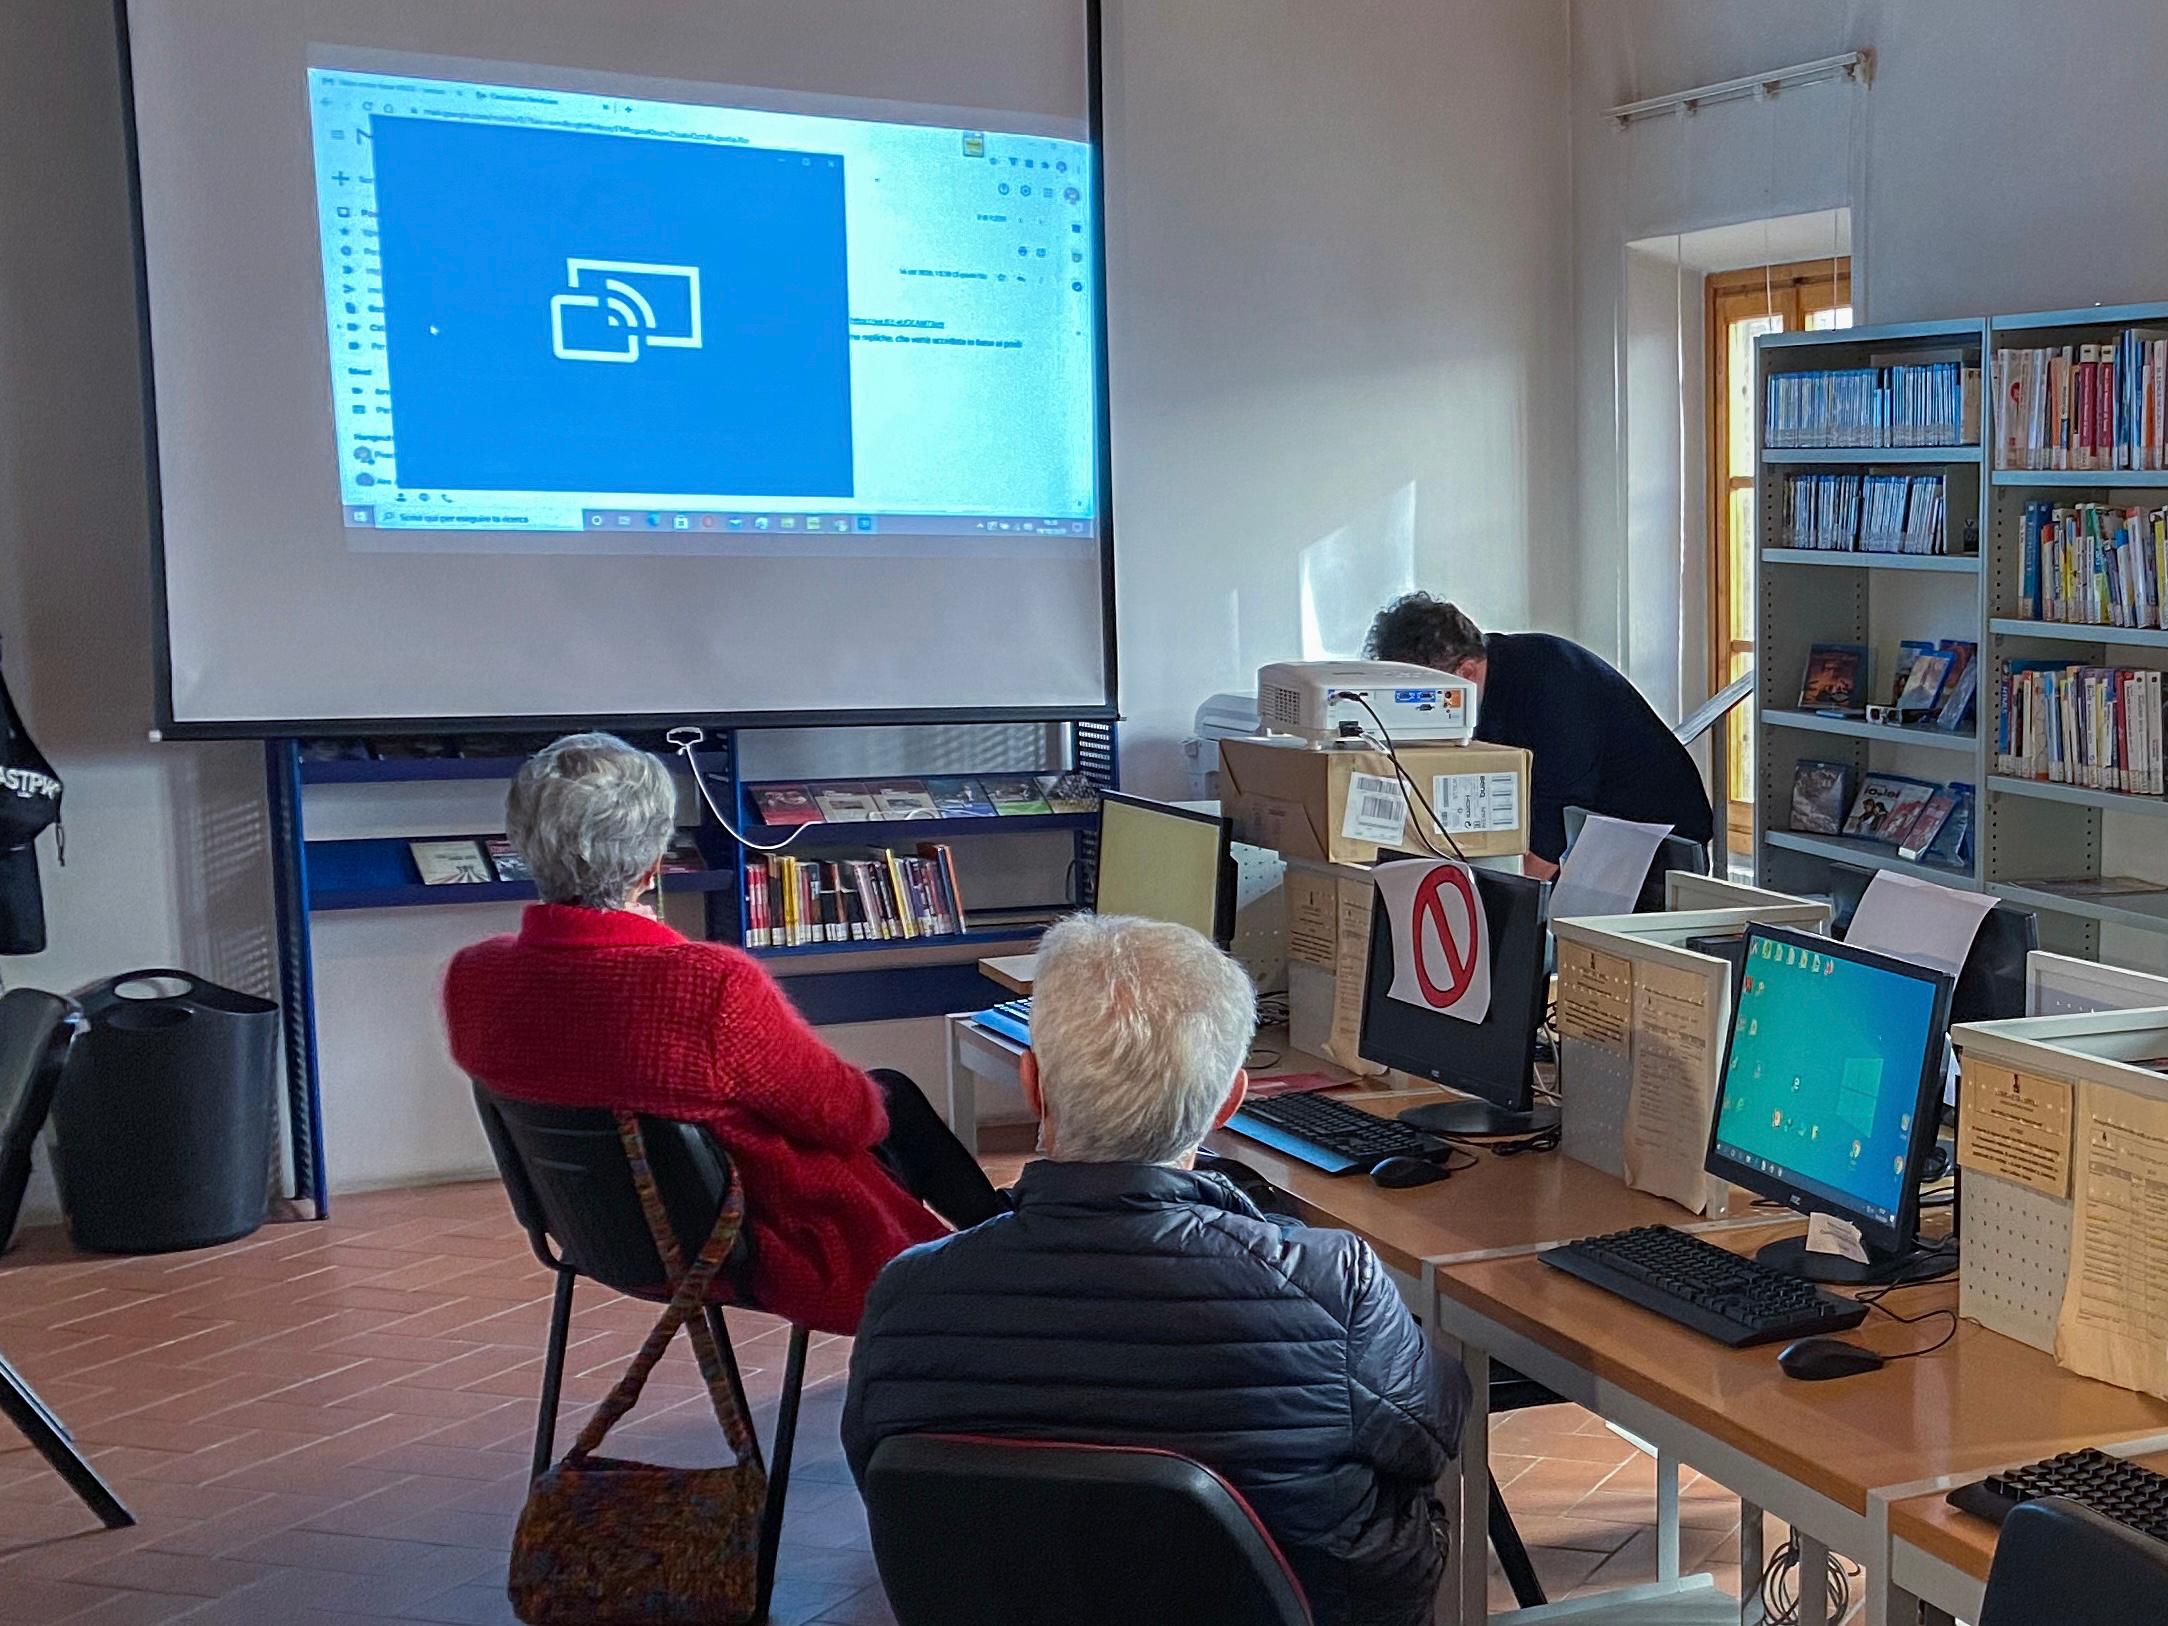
0,644 -> 61,955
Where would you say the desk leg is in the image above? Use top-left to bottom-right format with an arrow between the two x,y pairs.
1655,1447 -> 1681,1583
943,1023 -> 978,1154
1449,1339 -> 1491,1626
1796,1532 -> 1833,1626
1738,1500 -> 1765,1626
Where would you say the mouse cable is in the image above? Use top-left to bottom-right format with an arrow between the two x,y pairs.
1329,693 -> 1468,863
1855,1275 -> 1960,1362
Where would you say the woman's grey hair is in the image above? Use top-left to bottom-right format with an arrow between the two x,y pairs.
505,733 -> 677,910
1029,913 -> 1256,1166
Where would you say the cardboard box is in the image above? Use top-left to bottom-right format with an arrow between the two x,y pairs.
1219,737 -> 1530,866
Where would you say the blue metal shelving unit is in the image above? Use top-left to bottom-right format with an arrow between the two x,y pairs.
264,720 -> 1116,1217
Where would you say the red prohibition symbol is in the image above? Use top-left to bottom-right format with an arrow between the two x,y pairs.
1410,864 -> 1478,1008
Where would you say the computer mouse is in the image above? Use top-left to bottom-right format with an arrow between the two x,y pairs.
1369,1155 -> 1453,1189
1777,1337 -> 1886,1381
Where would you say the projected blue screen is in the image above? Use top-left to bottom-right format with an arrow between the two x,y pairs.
1711,934 -> 1942,1229
309,67 -> 1100,546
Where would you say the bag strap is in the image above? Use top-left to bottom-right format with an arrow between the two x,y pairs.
562,1116 -> 756,1467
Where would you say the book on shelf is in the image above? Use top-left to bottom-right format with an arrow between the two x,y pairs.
482,837 -> 531,883
1896,786 -> 1961,862
1799,642 -> 1869,712
1997,328 -> 2168,471
1936,640 -> 1980,731
1889,640 -> 1935,705
409,838 -> 493,885
1781,473 -> 1951,555
925,777 -> 998,817
1894,648 -> 1956,716
980,775 -> 1054,816
1036,771 -> 1100,814
1765,360 -> 1978,450
749,784 -> 824,826
2018,502 -> 2167,627
1841,773 -> 1939,845
813,782 -> 880,822
868,779 -> 939,820
1997,661 -> 2165,793
743,846 -> 971,948
1789,760 -> 1852,835
2023,874 -> 2168,899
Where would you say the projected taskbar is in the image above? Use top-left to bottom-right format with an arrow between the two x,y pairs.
342,505 -> 1093,540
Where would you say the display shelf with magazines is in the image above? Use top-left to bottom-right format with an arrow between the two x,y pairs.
260,718 -> 1118,1216
1977,301 -> 2168,954
1753,320 -> 1992,911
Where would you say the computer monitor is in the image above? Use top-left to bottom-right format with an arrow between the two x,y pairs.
1355,867 -> 1555,1137
1090,793 -> 1234,945
1948,903 -> 2040,1026
1704,925 -> 1953,1283
1561,806 -> 1708,913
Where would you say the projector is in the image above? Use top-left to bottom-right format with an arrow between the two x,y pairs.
1255,661 -> 1478,746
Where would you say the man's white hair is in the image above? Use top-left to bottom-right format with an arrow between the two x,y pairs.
1030,913 -> 1256,1165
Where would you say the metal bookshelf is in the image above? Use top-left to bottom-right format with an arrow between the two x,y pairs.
1751,318 -> 1992,903
265,720 -> 1116,1216
1977,301 -> 2168,955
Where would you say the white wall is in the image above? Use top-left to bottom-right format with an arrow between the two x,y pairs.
2,0 -> 1578,1200
1104,0 -> 1575,795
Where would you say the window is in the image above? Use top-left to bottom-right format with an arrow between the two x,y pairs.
1706,259 -> 1851,853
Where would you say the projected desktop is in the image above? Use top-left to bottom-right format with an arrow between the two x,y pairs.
1706,926 -> 1952,1281
308,64 -> 1099,549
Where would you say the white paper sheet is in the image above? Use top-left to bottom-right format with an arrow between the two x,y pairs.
1549,815 -> 1673,921
1373,859 -> 1492,1025
1843,871 -> 1998,978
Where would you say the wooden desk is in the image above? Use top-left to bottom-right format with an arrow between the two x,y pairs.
977,953 -> 1036,997
1875,1444 -> 2168,1626
1430,1228 -> 2168,1626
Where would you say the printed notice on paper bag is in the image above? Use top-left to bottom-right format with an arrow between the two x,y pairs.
1341,773 -> 1408,846
1623,960 -> 1721,1214
1324,877 -> 1384,1073
1285,866 -> 1337,969
1373,859 -> 1492,1025
1958,1064 -> 2074,1199
1433,771 -> 1522,835
2054,1083 -> 2168,1400
1555,941 -> 1632,1053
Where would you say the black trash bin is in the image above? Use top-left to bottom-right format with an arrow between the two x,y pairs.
50,971 -> 279,1253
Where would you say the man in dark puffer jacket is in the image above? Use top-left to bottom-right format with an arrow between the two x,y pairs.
843,914 -> 1470,1626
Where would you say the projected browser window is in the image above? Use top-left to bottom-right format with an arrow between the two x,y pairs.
307,66 -> 1100,554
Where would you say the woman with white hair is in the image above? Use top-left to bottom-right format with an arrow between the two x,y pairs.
443,734 -> 1005,1335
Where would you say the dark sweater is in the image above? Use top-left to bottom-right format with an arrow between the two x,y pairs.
842,1160 -> 1469,1626
1475,632 -> 1714,862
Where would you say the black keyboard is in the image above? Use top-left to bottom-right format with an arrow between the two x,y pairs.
1540,1225 -> 1869,1348
1947,1449 -> 2168,1544
1228,1092 -> 1444,1174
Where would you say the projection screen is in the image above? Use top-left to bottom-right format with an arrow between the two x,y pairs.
122,0 -> 1114,734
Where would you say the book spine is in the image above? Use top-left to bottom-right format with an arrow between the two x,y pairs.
745,859 -> 768,948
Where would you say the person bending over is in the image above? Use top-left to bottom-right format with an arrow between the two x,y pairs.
443,734 -> 1004,1335
842,914 -> 1468,1626
1367,593 -> 1713,877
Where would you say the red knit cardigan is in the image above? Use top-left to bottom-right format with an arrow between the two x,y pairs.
443,904 -> 946,1335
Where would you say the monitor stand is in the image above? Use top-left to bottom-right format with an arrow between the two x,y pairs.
1753,1232 -> 1948,1288
1399,1099 -> 1560,1139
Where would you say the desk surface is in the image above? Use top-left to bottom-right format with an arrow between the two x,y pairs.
1887,1445 -> 2168,1586
1432,1228 -> 2168,1518
978,954 -> 1036,996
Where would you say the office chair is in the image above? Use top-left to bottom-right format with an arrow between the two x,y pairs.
1978,1495 -> 2168,1625
469,1082 -> 809,1623
0,989 -> 132,1529
865,1434 -> 1314,1626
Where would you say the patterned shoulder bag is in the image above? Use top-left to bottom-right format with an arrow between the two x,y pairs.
508,1116 -> 767,1623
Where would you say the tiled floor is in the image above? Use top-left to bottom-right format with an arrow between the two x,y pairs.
3,1180 -> 1804,1624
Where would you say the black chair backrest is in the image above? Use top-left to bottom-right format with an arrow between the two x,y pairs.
1979,1496 -> 2168,1626
469,1082 -> 739,1295
865,1435 -> 1313,1626
0,990 -> 80,1251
